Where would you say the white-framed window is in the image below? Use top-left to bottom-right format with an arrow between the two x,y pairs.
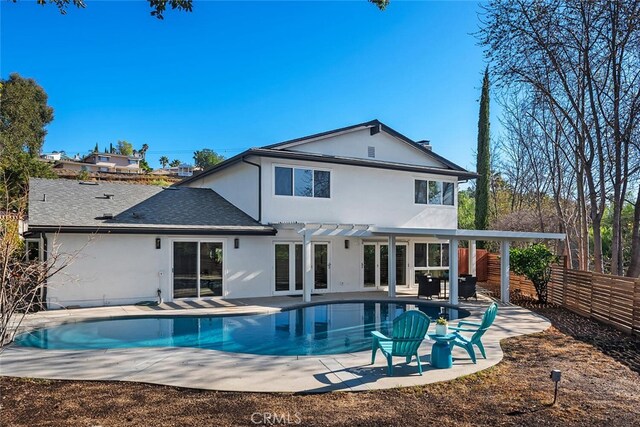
98,155 -> 110,162
274,165 -> 331,198
128,159 -> 139,165
414,243 -> 450,268
415,179 -> 455,206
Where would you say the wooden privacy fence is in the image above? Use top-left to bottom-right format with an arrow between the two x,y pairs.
457,248 -> 488,282
484,254 -> 640,336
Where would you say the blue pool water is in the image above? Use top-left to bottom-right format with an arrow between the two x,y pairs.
14,301 -> 469,356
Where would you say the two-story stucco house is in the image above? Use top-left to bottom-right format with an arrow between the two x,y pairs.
26,120 -> 563,309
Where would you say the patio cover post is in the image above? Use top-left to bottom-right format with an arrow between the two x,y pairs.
469,240 -> 477,276
449,239 -> 459,305
388,235 -> 396,297
500,240 -> 510,303
303,230 -> 312,303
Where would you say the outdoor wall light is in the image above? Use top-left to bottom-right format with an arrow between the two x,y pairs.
234,238 -> 240,249
155,238 -> 161,250
344,239 -> 350,249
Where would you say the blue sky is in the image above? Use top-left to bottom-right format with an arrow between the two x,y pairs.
1,1 -> 493,171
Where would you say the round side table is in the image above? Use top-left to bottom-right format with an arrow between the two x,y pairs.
428,333 -> 456,369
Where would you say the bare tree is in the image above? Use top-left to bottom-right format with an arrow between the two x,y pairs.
0,181 -> 81,347
480,0 -> 640,275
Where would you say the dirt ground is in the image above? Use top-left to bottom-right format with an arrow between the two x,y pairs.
1,306 -> 639,427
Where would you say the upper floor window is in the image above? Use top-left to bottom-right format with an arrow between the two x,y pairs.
415,179 -> 454,205
98,155 -> 110,162
275,166 -> 330,198
128,159 -> 139,165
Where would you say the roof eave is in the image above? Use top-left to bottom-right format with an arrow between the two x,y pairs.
177,148 -> 477,183
29,225 -> 277,236
252,149 -> 478,180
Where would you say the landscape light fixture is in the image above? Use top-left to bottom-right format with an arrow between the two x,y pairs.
550,369 -> 561,405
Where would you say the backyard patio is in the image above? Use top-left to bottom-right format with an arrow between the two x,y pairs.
1,303 -> 639,426
0,292 -> 547,392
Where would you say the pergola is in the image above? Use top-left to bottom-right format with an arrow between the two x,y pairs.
276,223 -> 566,305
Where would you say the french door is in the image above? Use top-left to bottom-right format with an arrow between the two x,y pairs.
173,241 -> 224,299
362,242 -> 408,289
273,242 -> 330,293
274,243 -> 303,294
313,242 -> 330,292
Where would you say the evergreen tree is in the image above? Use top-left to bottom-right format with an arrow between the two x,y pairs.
0,73 -> 56,205
93,143 -> 99,153
475,67 -> 491,247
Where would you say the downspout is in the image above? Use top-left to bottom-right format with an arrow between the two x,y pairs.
242,157 -> 262,223
40,232 -> 48,310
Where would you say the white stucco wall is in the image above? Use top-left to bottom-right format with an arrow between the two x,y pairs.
45,233 -> 276,308
286,128 -> 446,168
260,157 -> 458,228
45,232 -> 449,309
46,233 -> 169,309
184,161 -> 260,220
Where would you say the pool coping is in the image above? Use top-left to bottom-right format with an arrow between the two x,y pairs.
0,294 -> 551,393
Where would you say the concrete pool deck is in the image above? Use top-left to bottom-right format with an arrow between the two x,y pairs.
0,292 -> 550,393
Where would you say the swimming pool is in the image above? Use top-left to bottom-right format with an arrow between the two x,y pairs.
14,301 -> 469,356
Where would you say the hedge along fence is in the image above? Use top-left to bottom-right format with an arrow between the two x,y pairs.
483,254 -> 640,336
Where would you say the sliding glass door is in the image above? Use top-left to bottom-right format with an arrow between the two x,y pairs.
173,241 -> 223,299
199,242 -> 224,297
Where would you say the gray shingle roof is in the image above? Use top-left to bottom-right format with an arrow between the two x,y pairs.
28,178 -> 275,235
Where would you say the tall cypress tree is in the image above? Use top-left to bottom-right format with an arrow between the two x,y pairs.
475,67 -> 491,247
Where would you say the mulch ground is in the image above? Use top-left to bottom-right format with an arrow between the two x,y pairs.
1,306 -> 639,427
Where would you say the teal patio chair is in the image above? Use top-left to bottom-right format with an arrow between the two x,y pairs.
371,310 -> 431,376
449,302 -> 498,363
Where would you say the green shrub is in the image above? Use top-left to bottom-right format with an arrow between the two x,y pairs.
510,244 -> 558,304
